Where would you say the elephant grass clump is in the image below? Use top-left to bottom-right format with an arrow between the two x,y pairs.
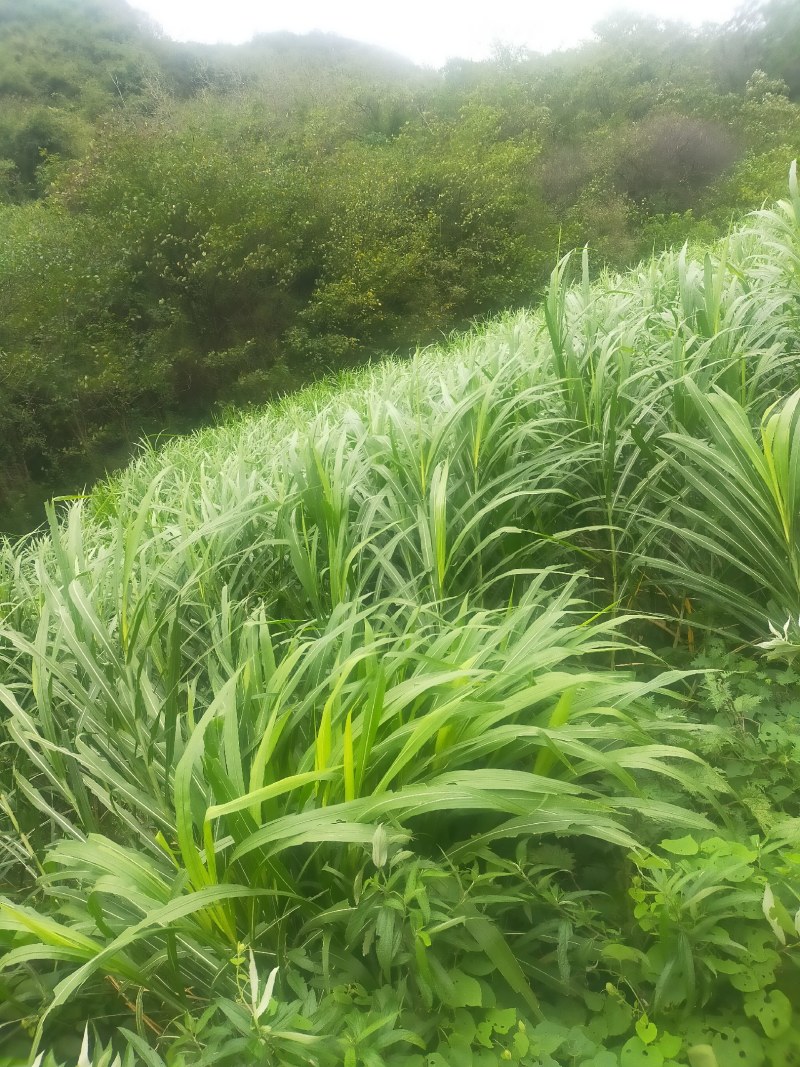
3,170 -> 800,1067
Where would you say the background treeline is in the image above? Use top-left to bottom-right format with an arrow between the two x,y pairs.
1,0 -> 800,531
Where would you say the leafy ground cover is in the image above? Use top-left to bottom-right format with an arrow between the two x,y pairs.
2,172 -> 800,1066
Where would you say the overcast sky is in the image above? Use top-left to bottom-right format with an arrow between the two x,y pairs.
129,0 -> 746,68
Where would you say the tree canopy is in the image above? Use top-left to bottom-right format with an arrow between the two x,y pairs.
1,0 -> 800,530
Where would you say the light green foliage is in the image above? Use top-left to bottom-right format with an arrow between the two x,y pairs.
3,1 -> 800,1054
2,176 -> 800,1064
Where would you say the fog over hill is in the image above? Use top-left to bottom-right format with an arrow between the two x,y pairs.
0,0 -> 799,533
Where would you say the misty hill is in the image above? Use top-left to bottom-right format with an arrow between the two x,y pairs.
1,0 -> 800,534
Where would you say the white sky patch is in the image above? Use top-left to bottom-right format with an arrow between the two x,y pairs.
130,0 -> 747,68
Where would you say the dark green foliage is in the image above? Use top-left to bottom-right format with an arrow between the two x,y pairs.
2,1 -> 800,530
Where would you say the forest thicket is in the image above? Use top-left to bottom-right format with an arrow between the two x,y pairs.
1,0 -> 800,529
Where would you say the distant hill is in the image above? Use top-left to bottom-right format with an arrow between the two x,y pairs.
0,0 -> 420,196
1,0 -> 800,533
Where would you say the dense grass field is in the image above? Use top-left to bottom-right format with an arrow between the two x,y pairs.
2,171 -> 800,1066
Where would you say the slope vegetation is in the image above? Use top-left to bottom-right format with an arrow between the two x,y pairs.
2,176 -> 800,1066
4,0 -> 800,531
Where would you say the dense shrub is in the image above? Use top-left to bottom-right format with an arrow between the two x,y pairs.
2,0 -> 800,538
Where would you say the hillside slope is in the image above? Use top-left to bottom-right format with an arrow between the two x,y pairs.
2,179 -> 800,1066
4,0 -> 800,534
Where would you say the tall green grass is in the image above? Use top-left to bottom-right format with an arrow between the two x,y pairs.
2,170 -> 800,1066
